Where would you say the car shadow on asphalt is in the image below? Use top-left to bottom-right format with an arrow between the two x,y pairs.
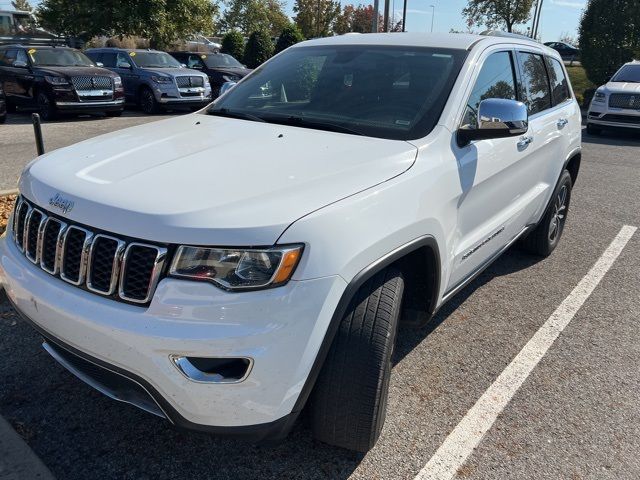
393,247 -> 541,368
581,128 -> 640,147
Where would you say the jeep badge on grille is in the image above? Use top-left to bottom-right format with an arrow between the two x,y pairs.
49,193 -> 74,214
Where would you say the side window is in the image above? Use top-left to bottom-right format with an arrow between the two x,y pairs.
16,50 -> 28,64
2,49 -> 18,66
100,53 -> 116,67
187,55 -> 205,69
546,57 -> 571,105
116,52 -> 130,67
462,51 -> 517,128
517,52 -> 552,115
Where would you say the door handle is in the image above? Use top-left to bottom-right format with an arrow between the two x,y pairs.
517,136 -> 533,149
557,118 -> 568,128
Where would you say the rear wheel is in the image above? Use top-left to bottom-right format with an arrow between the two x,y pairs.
36,92 -> 57,121
309,267 -> 404,452
520,169 -> 572,257
139,86 -> 160,114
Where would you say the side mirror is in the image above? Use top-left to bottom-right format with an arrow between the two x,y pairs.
117,62 -> 132,69
457,98 -> 528,147
219,81 -> 237,96
181,63 -> 187,68
96,62 -> 104,67
13,60 -> 28,68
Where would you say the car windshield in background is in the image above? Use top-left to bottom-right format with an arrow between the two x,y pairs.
203,54 -> 243,68
131,52 -> 182,68
28,49 -> 94,67
612,65 -> 640,83
209,45 -> 467,140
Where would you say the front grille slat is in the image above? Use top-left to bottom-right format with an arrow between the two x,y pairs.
12,196 -> 164,305
175,76 -> 204,88
609,93 -> 640,110
71,76 -> 113,91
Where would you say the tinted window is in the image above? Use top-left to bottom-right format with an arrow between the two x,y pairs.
87,51 -> 103,64
16,50 -> 28,64
0,49 -> 17,66
116,52 -> 130,67
462,51 -> 517,128
186,54 -> 206,69
517,52 -> 552,115
130,52 -> 181,68
546,57 -> 571,105
203,54 -> 244,69
28,48 -> 94,67
210,45 -> 468,140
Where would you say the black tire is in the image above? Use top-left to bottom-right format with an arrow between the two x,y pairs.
105,109 -> 123,117
5,101 -> 16,113
520,169 -> 572,257
586,123 -> 601,135
0,113 -> 5,124
139,86 -> 160,114
36,92 -> 57,121
310,267 -> 404,452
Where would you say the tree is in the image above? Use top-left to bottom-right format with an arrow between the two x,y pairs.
293,0 -> 340,38
462,0 -> 535,33
12,0 -> 33,12
579,0 -> 640,86
221,30 -> 246,59
275,23 -> 305,54
37,0 -> 217,48
243,29 -> 274,68
221,0 -> 289,36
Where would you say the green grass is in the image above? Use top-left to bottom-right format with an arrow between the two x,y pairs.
566,65 -> 596,106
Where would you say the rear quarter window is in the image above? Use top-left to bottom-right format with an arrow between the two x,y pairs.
516,52 -> 552,115
546,57 -> 571,105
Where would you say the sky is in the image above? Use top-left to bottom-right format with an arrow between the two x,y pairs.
0,0 -> 587,43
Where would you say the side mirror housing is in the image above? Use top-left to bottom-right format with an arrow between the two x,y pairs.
13,60 -> 28,68
219,81 -> 237,96
96,62 -> 104,67
117,62 -> 132,69
457,98 -> 528,147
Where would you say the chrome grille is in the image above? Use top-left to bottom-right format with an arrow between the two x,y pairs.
609,93 -> 640,110
11,196 -> 167,305
71,76 -> 113,91
175,76 -> 204,88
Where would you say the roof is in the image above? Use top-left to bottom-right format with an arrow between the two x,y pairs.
295,32 -> 545,52
86,48 -> 163,53
0,44 -> 73,50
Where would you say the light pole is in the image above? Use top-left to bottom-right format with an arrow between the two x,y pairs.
429,5 -> 435,33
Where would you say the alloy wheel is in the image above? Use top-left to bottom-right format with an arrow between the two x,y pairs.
548,185 -> 568,242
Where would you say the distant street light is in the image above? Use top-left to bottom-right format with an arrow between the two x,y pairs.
429,5 -> 435,32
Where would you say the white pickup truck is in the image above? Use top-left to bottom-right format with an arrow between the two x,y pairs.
0,32 -> 581,452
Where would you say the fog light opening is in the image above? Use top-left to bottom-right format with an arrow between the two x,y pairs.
170,355 -> 252,384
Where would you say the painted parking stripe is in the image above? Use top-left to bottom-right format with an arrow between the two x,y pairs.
415,225 -> 637,480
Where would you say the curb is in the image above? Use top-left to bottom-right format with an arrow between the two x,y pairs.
0,189 -> 18,198
0,415 -> 55,479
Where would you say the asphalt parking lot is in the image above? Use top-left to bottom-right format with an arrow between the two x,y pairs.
0,112 -> 639,479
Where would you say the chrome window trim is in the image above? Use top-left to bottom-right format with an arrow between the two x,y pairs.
60,225 -> 94,286
39,217 -> 68,275
86,234 -> 126,295
118,243 -> 167,304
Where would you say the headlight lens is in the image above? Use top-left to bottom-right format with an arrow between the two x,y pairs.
151,75 -> 172,84
45,75 -> 69,85
113,76 -> 122,87
593,91 -> 606,102
169,245 -> 303,290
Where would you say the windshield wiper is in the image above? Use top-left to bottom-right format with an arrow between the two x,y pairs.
207,107 -> 266,123
264,115 -> 365,136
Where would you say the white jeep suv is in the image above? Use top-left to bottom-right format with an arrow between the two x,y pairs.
0,32 -> 581,452
587,60 -> 640,134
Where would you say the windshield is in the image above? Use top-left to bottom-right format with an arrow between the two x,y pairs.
612,65 -> 640,83
28,48 -> 94,67
209,45 -> 467,140
131,51 -> 182,68
203,53 -> 243,68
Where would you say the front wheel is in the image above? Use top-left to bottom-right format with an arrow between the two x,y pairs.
139,87 -> 160,114
309,267 -> 404,452
36,92 -> 57,121
520,169 -> 572,257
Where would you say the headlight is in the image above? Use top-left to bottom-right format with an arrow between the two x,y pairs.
45,75 -> 69,85
593,91 -> 606,103
169,244 -> 303,290
203,76 -> 210,85
113,76 -> 122,87
151,76 -> 172,84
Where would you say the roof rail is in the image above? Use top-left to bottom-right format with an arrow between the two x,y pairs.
480,30 -> 539,42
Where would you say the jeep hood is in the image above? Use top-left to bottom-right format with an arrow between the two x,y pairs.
21,114 -> 417,246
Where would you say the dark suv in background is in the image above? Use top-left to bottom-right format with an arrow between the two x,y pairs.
0,45 -> 124,120
169,51 -> 251,97
86,48 -> 212,113
0,82 -> 6,123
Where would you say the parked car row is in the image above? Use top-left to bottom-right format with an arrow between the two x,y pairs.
0,44 -> 250,121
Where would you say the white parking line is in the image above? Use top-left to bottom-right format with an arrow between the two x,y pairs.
415,225 -> 637,480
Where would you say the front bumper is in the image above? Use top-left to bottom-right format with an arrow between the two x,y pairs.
0,233 -> 346,435
587,107 -> 640,129
152,82 -> 212,106
55,98 -> 125,112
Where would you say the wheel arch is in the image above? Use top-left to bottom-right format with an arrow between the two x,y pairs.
564,150 -> 581,186
290,235 -> 441,415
